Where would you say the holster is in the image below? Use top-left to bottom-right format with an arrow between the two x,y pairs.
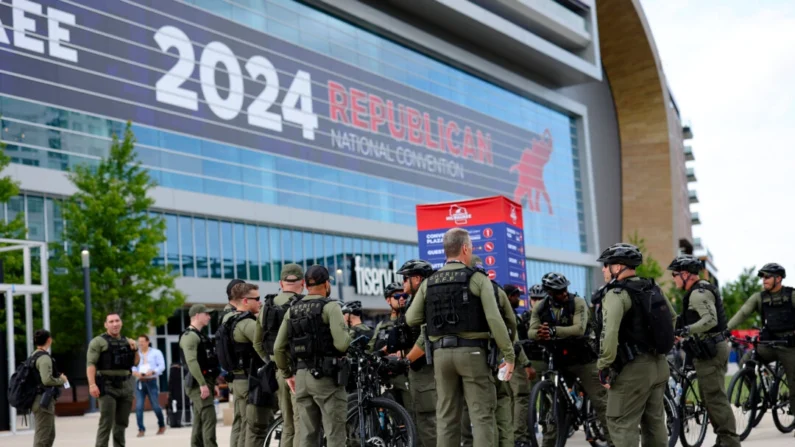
183,370 -> 195,389
336,358 -> 351,387
613,343 -> 638,373
487,339 -> 500,371
424,331 -> 433,366
96,375 -> 107,397
246,375 -> 276,408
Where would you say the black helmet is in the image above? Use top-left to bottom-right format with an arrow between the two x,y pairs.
341,301 -> 363,316
667,255 -> 704,274
383,282 -> 403,299
597,243 -> 643,268
528,284 -> 548,299
758,263 -> 786,279
397,259 -> 434,278
541,272 -> 570,291
503,284 -> 521,297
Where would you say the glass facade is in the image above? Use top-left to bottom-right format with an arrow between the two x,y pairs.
3,193 -> 591,295
0,0 -> 587,253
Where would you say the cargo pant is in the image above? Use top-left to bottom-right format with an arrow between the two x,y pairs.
32,393 -> 56,447
512,359 -> 546,445
434,346 -> 497,447
236,378 -> 275,447
230,377 -> 247,447
539,361 -> 612,447
409,364 -> 437,447
295,369 -> 347,447
606,353 -> 669,447
461,379 -> 514,447
692,341 -> 740,447
95,376 -> 134,447
186,385 -> 217,447
277,373 -> 300,447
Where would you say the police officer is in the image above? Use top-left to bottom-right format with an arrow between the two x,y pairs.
223,282 -> 270,447
87,313 -> 139,447
253,263 -> 305,447
668,255 -> 739,447
222,278 -> 246,447
515,285 -> 548,447
461,255 -> 520,447
728,262 -> 795,431
273,265 -> 352,447
529,273 -> 612,447
398,259 -> 438,447
369,282 -> 413,411
30,329 -> 66,447
405,228 -> 515,447
341,300 -> 373,342
179,304 -> 221,447
595,243 -> 675,447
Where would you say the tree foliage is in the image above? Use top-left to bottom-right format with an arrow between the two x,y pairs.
721,266 -> 762,330
50,123 -> 185,352
627,231 -> 664,282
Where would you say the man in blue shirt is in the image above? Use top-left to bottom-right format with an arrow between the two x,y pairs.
132,334 -> 166,437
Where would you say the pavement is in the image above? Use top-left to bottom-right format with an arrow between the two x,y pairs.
1,408 -> 793,446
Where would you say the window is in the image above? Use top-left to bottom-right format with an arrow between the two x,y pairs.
165,214 -> 179,276
247,225 -> 259,281
271,228 -> 283,280
221,222 -> 234,279
207,220 -> 222,279
26,196 -> 45,241
45,198 -> 63,244
180,216 -> 195,277
194,218 -> 208,278
234,223 -> 247,279
304,231 -> 315,268
292,230 -> 303,270
324,234 -> 334,270
281,229 -> 292,268
259,226 -> 271,281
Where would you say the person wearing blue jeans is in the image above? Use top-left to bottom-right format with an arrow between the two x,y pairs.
133,335 -> 167,437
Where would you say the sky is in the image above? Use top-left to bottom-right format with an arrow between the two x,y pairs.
638,0 -> 795,285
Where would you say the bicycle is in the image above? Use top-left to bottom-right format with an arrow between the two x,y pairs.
263,337 -> 417,446
526,338 -> 608,447
667,342 -> 709,447
726,335 -> 794,440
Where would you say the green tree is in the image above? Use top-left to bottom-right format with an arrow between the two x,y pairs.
627,231 -> 664,281
50,122 -> 185,353
721,266 -> 762,329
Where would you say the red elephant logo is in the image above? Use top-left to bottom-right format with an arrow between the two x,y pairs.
510,129 -> 554,215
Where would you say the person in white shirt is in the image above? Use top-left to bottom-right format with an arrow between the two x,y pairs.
132,334 -> 166,437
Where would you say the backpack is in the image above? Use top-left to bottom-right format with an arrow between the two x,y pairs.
609,278 -> 675,355
8,351 -> 48,413
214,312 -> 255,372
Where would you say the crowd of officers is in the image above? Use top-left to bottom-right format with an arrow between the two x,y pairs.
20,227 -> 795,447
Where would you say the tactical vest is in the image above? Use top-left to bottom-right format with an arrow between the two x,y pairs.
681,282 -> 728,334
761,287 -> 795,334
261,293 -> 304,355
608,279 -> 658,354
180,327 -> 220,379
97,334 -> 136,371
373,319 -> 397,352
536,296 -> 577,328
425,266 -> 489,337
287,299 -> 344,366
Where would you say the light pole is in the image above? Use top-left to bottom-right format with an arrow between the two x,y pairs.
82,247 -> 96,413
336,269 -> 344,303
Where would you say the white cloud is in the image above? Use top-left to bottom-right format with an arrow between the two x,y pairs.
639,0 -> 795,284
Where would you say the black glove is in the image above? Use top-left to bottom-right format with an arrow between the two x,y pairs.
598,368 -> 612,386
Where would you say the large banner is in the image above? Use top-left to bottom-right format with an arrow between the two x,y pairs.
416,196 -> 529,312
0,0 -> 561,203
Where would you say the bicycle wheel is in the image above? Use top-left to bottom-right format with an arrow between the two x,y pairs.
529,380 -> 562,447
771,370 -> 795,433
346,396 -> 418,446
263,415 -> 284,446
727,368 -> 757,440
664,392 -> 680,447
752,372 -> 769,427
679,376 -> 708,447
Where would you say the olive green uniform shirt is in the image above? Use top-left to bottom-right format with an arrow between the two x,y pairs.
528,295 -> 589,340
405,262 -> 516,364
179,330 -> 209,387
728,289 -> 795,337
597,277 -> 677,371
36,353 -> 65,387
273,295 -> 352,378
253,291 -> 301,357
685,282 -> 719,337
86,334 -> 137,376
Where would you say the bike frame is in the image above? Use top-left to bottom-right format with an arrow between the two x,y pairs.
735,336 -> 786,412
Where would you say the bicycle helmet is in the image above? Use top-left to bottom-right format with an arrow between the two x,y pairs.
597,243 -> 643,268
667,255 -> 704,274
758,263 -> 786,279
341,301 -> 363,316
541,272 -> 570,291
528,284 -> 548,299
383,282 -> 403,299
397,259 -> 434,278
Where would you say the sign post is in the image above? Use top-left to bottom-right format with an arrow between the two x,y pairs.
416,196 -> 529,312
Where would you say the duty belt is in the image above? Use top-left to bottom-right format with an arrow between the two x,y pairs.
431,336 -> 488,350
706,333 -> 726,343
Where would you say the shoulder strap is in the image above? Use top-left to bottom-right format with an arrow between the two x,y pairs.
29,350 -> 48,366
